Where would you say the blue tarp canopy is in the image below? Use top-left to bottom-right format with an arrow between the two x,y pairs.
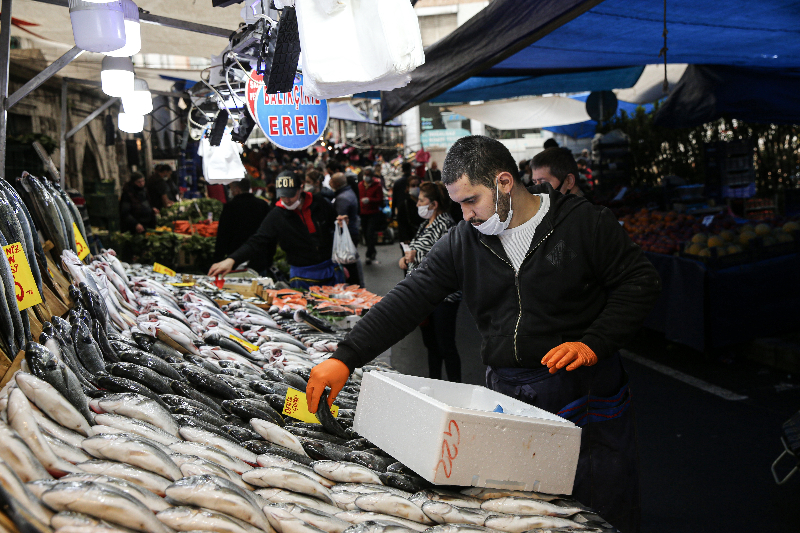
544,94 -> 656,139
383,0 -> 800,120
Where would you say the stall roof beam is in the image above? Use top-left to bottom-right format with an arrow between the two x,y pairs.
30,0 -> 234,38
63,77 -> 186,98
7,46 -> 83,110
0,0 -> 14,177
66,97 -> 119,140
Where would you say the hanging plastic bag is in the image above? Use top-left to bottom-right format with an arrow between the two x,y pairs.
296,0 -> 424,99
332,223 -> 357,264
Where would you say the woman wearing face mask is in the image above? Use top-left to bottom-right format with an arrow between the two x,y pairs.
209,170 -> 348,289
358,168 -> 384,265
399,182 -> 462,382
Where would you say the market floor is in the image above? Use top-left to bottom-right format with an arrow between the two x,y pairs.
358,240 -> 800,533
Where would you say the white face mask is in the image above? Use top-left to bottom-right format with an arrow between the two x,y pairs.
417,204 -> 434,219
474,185 -> 513,235
283,196 -> 301,210
303,184 -> 315,193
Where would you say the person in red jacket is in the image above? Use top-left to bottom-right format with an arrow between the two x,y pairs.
358,167 -> 384,264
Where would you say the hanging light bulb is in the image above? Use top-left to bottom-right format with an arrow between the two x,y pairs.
121,78 -> 153,115
118,112 -> 144,134
106,0 -> 141,57
101,56 -> 134,97
68,0 -> 126,53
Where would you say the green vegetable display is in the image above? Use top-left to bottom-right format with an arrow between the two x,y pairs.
157,198 -> 224,225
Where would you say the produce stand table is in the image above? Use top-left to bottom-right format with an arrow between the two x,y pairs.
643,251 -> 800,351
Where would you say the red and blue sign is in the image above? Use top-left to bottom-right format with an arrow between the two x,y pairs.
246,71 -> 328,151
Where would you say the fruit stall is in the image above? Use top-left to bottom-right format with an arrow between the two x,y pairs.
618,208 -> 800,351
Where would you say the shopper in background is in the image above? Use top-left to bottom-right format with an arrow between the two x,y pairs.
425,161 -> 441,182
358,167 -> 384,265
519,159 -> 532,186
402,176 -> 424,240
214,178 -> 271,272
305,170 -> 335,203
147,164 -> 176,209
208,171 -> 348,289
531,148 -> 588,198
577,158 -> 594,189
392,162 -> 411,240
331,172 -> 363,286
399,181 -> 461,382
120,172 -> 157,234
306,135 -> 661,533
543,137 -> 559,149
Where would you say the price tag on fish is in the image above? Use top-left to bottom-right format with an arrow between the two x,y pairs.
228,335 -> 259,353
169,282 -> 196,287
3,242 -> 42,311
153,263 -> 176,276
283,388 -> 338,424
73,223 -> 90,260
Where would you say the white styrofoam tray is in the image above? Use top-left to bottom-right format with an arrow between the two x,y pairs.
353,371 -> 582,495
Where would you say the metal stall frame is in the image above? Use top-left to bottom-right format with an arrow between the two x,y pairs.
0,0 -> 234,186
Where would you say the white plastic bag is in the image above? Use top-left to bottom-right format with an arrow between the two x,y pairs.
332,223 -> 357,264
296,0 -> 424,99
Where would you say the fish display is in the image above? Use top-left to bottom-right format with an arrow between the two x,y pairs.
0,251 -> 612,533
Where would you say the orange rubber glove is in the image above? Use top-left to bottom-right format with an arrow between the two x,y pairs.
541,342 -> 598,374
306,358 -> 351,413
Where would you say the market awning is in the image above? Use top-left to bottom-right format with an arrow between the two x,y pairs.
654,64 -> 800,128
383,0 -> 800,120
543,95 -> 656,139
447,96 -> 590,131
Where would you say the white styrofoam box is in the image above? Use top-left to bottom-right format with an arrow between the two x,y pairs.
353,371 -> 582,495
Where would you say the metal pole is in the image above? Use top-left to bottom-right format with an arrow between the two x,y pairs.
7,46 -> 83,110
66,97 -> 119,139
0,0 -> 14,179
60,77 -> 67,186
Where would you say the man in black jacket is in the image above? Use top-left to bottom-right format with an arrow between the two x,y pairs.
213,178 -> 271,272
306,136 -> 660,533
208,171 -> 347,289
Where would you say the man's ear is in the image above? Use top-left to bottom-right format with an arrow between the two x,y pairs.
497,171 -> 515,194
564,173 -> 577,192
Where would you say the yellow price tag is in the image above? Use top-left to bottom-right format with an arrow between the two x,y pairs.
170,282 -> 196,287
282,387 -> 338,424
73,223 -> 89,260
153,263 -> 176,276
229,334 -> 258,353
3,242 -> 42,311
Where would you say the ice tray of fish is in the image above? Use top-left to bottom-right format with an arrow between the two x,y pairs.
0,245 -> 618,532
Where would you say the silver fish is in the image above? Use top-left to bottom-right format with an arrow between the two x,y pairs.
312,461 -> 382,485
282,503 -> 352,533
480,498 -> 583,518
424,526 -> 502,533
24,478 -> 60,498
165,474 -> 271,531
90,393 -> 180,436
331,491 -> 361,511
483,515 -> 587,532
460,488 -> 560,502
155,506 -> 263,533
0,459 -> 53,524
168,441 -> 253,475
59,473 -> 171,512
15,372 -> 91,436
170,452 -> 252,491
354,494 -> 433,525
334,511 -> 428,532
251,419 -> 308,457
420,501 -> 494,526
81,433 -> 182,481
30,408 -> 86,448
410,490 -> 482,509
92,413 -> 180,446
178,426 -> 258,465
42,432 -> 91,464
77,460 -> 171,497
7,388 -> 81,476
342,521 -> 418,533
40,480 -> 170,533
242,467 -> 335,505
332,485 -> 411,499
0,420 -> 52,481
264,505 -> 328,533
50,511 -> 109,529
257,455 -> 335,488
257,488 -> 345,516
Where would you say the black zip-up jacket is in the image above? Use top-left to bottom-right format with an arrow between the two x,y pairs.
228,193 -> 337,268
333,188 -> 661,371
214,192 -> 271,267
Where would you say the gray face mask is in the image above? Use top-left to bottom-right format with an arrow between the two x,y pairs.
409,187 -> 420,197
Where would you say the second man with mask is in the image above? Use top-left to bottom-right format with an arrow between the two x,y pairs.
208,170 -> 347,289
